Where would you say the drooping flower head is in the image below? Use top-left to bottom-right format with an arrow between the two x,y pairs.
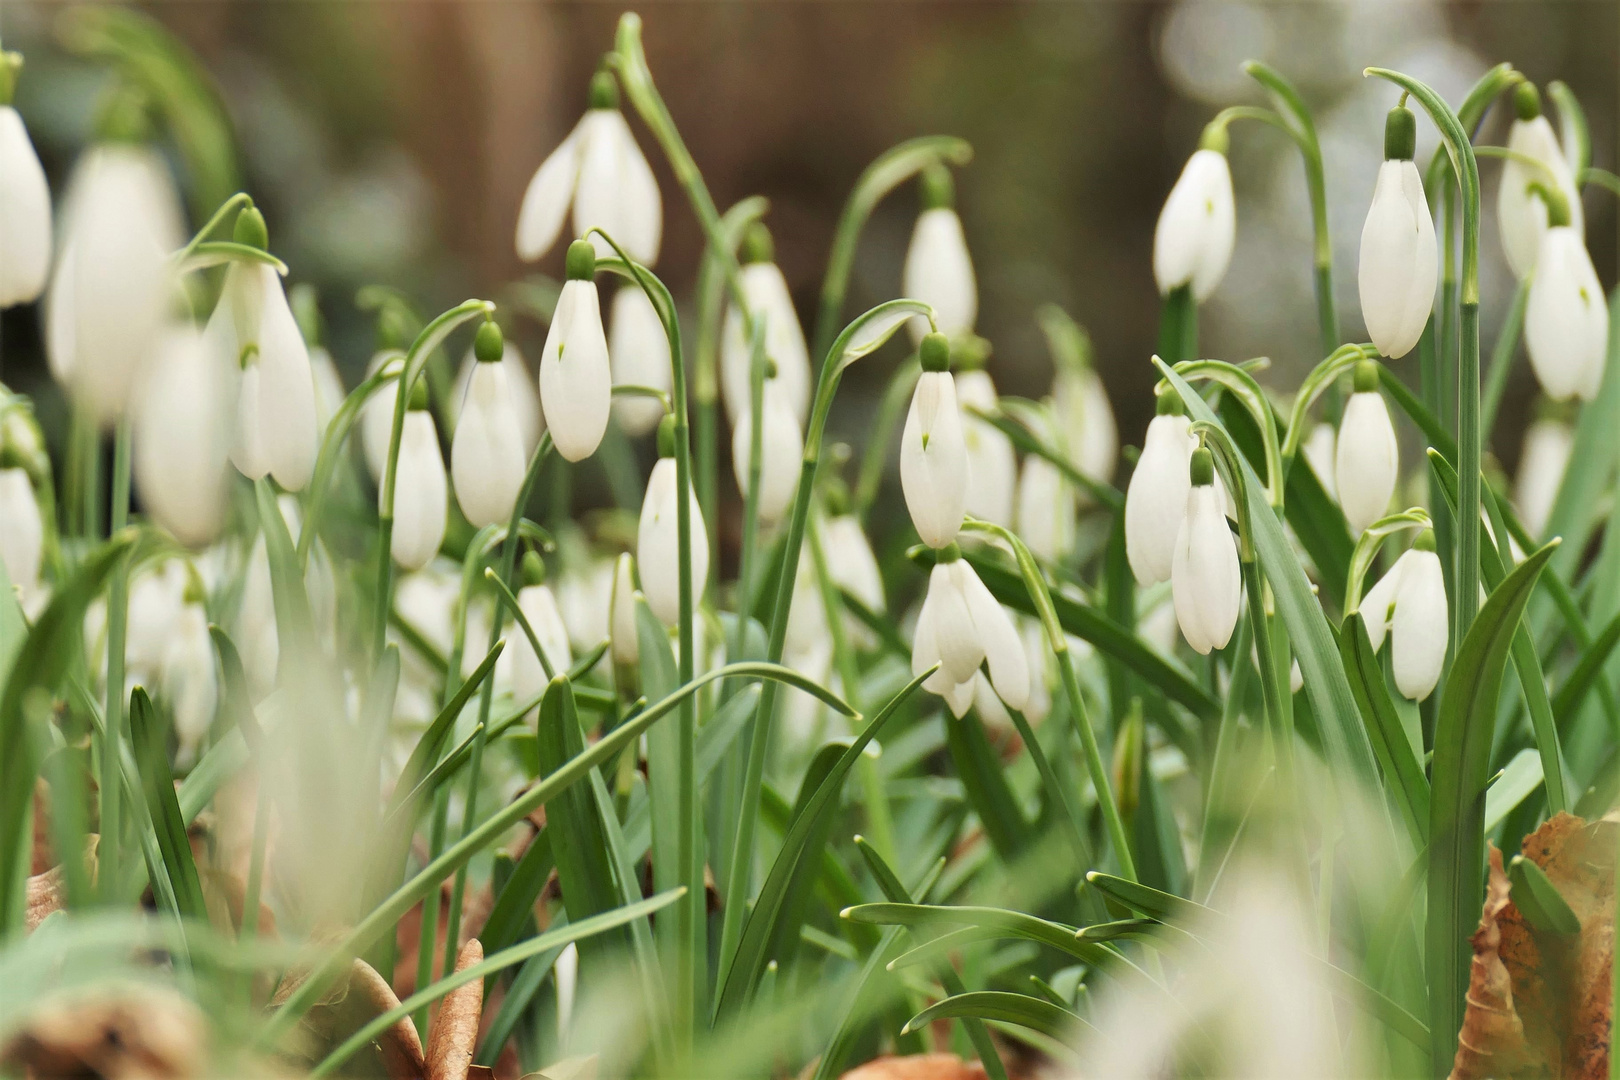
1125,384 -> 1195,586
1358,529 -> 1447,702
516,69 -> 661,266
1497,82 -> 1583,280
911,544 -> 1029,718
1153,124 -> 1236,303
539,240 -> 613,462
388,377 -> 448,571
903,163 -> 976,343
135,325 -> 232,547
1358,103 -> 1437,360
901,332 -> 969,549
731,363 -> 803,525
637,415 -> 710,627
609,285 -> 672,436
1523,182 -> 1608,403
721,222 -> 810,424
953,344 -> 1016,529
0,49 -> 51,308
1335,360 -> 1399,536
510,552 -> 574,709
1170,445 -> 1241,655
452,320 -> 529,528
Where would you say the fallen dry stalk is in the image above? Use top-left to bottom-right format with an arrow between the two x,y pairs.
426,938 -> 485,1080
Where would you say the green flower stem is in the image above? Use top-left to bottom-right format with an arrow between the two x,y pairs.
98,419 -> 133,901
173,191 -> 253,264
695,197 -> 770,589
372,299 -> 494,664
440,432 -> 552,995
1479,278 -> 1529,446
1279,343 -> 1378,466
959,518 -> 1136,882
808,136 -> 973,364
1582,168 -> 1620,198
1156,286 -> 1197,365
716,298 -> 932,995
1546,80 -> 1590,178
1166,358 -> 1285,509
298,360 -> 401,567
1368,68 -> 1483,644
1244,62 -> 1339,358
590,233 -> 703,1036
1194,614 -> 1251,903
1344,509 -> 1433,614
853,354 -> 920,522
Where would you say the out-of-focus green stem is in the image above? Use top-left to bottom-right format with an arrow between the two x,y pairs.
1157,286 -> 1197,365
1480,278 -> 1530,446
99,419 -> 132,900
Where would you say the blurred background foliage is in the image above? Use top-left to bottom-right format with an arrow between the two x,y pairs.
0,0 -> 1615,560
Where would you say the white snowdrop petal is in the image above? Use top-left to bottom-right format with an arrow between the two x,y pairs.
957,370 -> 1016,528
732,383 -> 803,524
1054,366 -> 1118,487
1514,419 -> 1573,539
254,268 -> 320,491
636,458 -> 709,627
1391,550 -> 1448,701
1525,227 -> 1609,403
902,207 -> 977,342
609,286 -> 672,436
1358,159 -> 1437,360
1335,391 -> 1399,535
1170,485 -> 1240,655
1153,149 -> 1235,301
516,122 -> 583,262
1124,414 -> 1195,586
389,412 -> 448,570
1498,117 -> 1582,279
960,562 -> 1029,711
0,469 -> 43,591
539,280 -> 612,462
825,515 -> 885,615
610,112 -> 663,266
900,372 -> 969,548
0,107 -> 53,307
610,554 -> 640,666
452,361 -> 529,527
1358,549 -> 1411,653
1302,423 -> 1337,501
1016,454 -> 1075,564
135,327 -> 231,547
512,584 -> 574,705
931,562 -> 985,685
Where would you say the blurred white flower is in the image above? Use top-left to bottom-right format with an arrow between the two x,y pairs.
1514,414 -> 1572,539
516,72 -> 661,266
236,497 -> 336,697
901,335 -> 968,549
609,553 -> 640,666
451,325 -> 528,528
1016,452 -> 1075,565
161,601 -> 218,767
1302,422 -> 1336,500
1524,225 -> 1608,403
1497,85 -> 1582,280
1358,106 -> 1436,360
0,467 -> 43,597
389,405 -> 447,570
0,100 -> 51,307
135,325 -> 232,548
1334,366 -> 1398,536
1153,145 -> 1235,301
1053,363 -> 1117,490
608,286 -> 671,436
1358,532 -> 1447,701
453,340 -> 542,454
721,225 -> 810,424
912,553 -> 1028,717
637,455 -> 708,627
47,143 -> 184,426
556,557 -> 614,654
731,379 -> 802,525
822,514 -> 884,617
902,165 -> 976,342
956,368 -> 1016,528
1125,396 -> 1196,586
511,577 -> 573,708
1171,448 -> 1240,655
539,242 -> 612,463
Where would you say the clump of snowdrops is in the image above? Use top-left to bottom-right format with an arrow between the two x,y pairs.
1,9 -> 1619,1080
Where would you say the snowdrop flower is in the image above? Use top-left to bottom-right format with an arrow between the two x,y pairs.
956,363 -> 1016,528
1125,389 -> 1196,586
1524,198 -> 1608,403
236,498 -> 336,696
539,241 -> 612,462
1171,447 -> 1241,655
608,285 -> 671,436
1053,355 -> 1118,489
0,54 -> 51,307
637,419 -> 709,627
134,325 -> 231,547
901,333 -> 969,548
731,376 -> 803,524
822,511 -> 885,618
210,209 -> 318,491
361,345 -> 407,482
911,547 -> 1029,717
452,321 -> 528,528
388,382 -> 447,570
516,71 -> 661,266
0,466 -> 42,596
609,552 -> 639,666
721,224 -> 810,424
454,339 -> 542,454
1515,409 -> 1573,538
511,553 -> 574,707
1358,104 -> 1437,360
1152,130 -> 1236,302
1017,452 -> 1075,565
162,598 -> 218,767
1302,422 -> 1336,500
902,164 -> 976,343
783,550 -> 829,660
47,138 -> 184,426
1358,531 -> 1447,701
556,557 -> 614,653
1335,362 -> 1398,536
1497,83 -> 1583,280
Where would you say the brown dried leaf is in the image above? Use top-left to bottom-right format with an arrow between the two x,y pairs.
25,865 -> 67,933
1449,846 -> 1532,1080
427,938 -> 485,1080
0,986 -> 207,1079
347,959 -> 428,1080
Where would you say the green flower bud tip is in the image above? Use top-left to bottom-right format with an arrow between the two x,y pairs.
565,239 -> 597,281
1525,180 -> 1571,228
823,479 -> 851,517
377,308 -> 410,352
1155,383 -> 1185,416
740,222 -> 774,266
522,550 -> 547,587
1189,446 -> 1214,486
936,541 -> 962,563
656,413 -> 676,458
1413,528 -> 1437,553
919,163 -> 954,211
1513,81 -> 1541,122
588,69 -> 620,111
1197,121 -> 1230,155
1383,105 -> 1416,161
953,334 -> 990,371
234,206 -> 269,251
474,319 -> 505,364
406,376 -> 430,412
97,88 -> 152,144
1352,359 -> 1380,394
0,51 -> 22,107
764,357 -> 779,380
919,332 -> 951,373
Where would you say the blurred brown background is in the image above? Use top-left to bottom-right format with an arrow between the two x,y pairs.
2,0 -> 1616,505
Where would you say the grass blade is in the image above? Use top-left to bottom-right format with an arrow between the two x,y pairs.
901,991 -> 1089,1043
129,687 -> 208,922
